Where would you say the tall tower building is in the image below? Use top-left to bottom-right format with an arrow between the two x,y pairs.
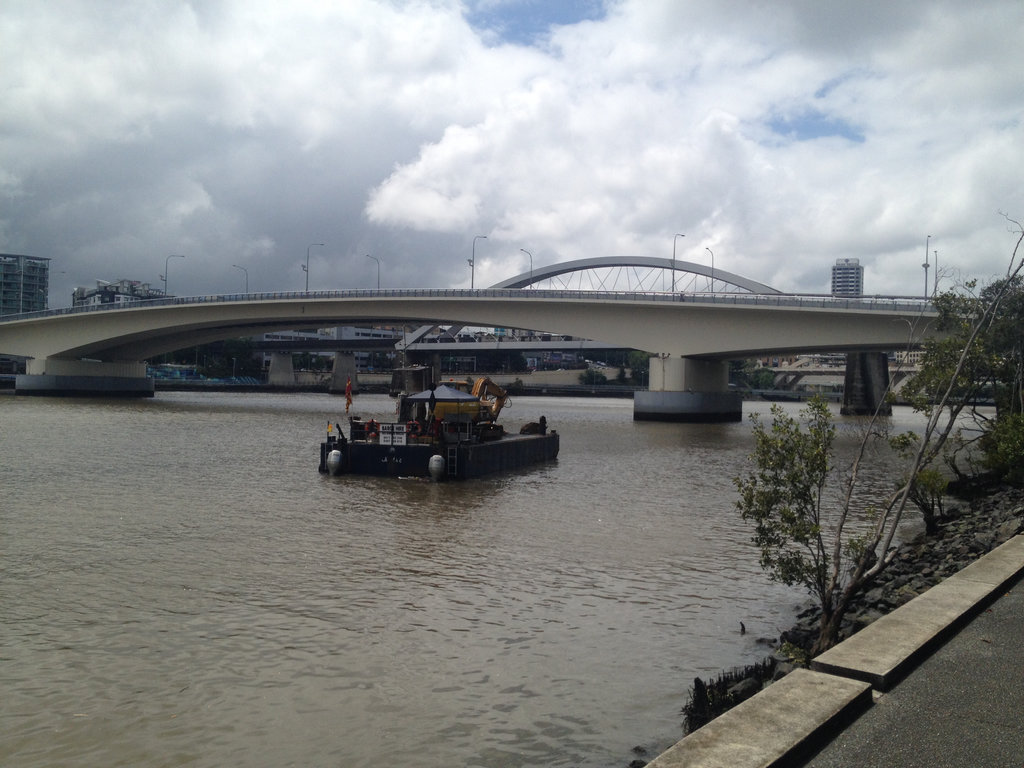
1,253 -> 50,315
831,258 -> 863,297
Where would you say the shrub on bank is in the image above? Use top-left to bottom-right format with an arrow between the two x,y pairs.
679,485 -> 1024,735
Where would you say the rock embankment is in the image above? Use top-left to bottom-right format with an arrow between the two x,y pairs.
676,485 -> 1024,741
783,485 -> 1024,649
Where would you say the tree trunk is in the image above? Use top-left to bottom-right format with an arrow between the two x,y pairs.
811,610 -> 846,657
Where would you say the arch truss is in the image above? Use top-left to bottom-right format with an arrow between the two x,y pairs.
488,256 -> 780,295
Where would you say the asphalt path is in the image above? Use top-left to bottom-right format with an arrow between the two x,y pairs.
803,576 -> 1024,768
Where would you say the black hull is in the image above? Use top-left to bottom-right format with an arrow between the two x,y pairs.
319,432 -> 559,480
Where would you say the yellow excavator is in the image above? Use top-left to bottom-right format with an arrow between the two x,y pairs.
439,377 -> 510,430
471,377 -> 509,421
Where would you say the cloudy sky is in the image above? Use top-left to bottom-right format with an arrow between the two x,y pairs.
3,0 -> 1022,306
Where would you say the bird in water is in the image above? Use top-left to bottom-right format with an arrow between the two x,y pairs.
740,621 -> 746,635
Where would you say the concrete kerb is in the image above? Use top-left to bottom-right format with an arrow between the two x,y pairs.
644,669 -> 871,768
644,535 -> 1024,768
811,535 -> 1024,691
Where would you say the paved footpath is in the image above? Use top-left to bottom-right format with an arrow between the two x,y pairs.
802,576 -> 1024,768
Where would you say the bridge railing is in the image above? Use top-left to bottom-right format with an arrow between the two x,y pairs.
1,288 -> 936,323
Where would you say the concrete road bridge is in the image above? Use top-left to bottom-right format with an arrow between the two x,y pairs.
0,256 -> 939,421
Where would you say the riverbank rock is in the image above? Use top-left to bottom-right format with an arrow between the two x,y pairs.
830,486 -> 1024,645
727,676 -> 761,702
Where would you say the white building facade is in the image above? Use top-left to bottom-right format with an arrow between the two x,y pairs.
831,258 -> 864,297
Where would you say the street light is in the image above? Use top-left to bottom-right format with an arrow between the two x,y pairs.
672,233 -> 685,292
470,235 -> 486,289
305,243 -> 324,292
365,254 -> 381,289
231,264 -> 248,293
922,235 -> 931,300
163,254 -> 184,296
706,247 -> 714,292
520,248 -> 533,286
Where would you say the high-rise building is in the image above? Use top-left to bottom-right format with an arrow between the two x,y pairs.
1,253 -> 50,315
72,279 -> 165,307
831,258 -> 864,297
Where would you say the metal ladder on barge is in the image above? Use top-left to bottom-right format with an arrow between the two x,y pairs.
446,445 -> 458,478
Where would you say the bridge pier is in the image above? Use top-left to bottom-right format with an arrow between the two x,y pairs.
267,352 -> 296,386
16,358 -> 154,397
841,352 -> 892,416
634,356 -> 742,422
328,352 -> 358,394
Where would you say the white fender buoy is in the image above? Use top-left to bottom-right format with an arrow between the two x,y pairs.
428,454 -> 445,481
326,449 -> 343,476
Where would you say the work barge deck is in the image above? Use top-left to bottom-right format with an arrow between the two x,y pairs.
318,418 -> 559,480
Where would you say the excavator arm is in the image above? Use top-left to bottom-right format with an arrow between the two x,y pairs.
471,377 -> 509,421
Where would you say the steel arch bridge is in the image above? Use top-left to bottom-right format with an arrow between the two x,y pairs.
488,256 -> 780,294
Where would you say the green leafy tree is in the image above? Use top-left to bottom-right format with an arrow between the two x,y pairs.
901,262 -> 1024,486
887,428 -> 953,535
727,359 -> 780,390
736,217 -> 1024,655
626,350 -> 651,385
579,368 -> 608,385
736,398 -> 838,618
979,413 -> 1024,484
750,367 -> 779,390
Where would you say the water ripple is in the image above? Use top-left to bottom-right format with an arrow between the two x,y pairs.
0,393 -> 920,767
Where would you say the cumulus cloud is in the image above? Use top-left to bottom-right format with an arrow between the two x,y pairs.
1,0 -> 1021,306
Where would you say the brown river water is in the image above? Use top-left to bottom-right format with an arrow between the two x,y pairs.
0,391 -> 921,767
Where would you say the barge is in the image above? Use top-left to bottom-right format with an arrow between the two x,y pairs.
317,381 -> 559,480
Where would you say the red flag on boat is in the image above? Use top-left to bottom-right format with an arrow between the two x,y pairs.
345,377 -> 353,413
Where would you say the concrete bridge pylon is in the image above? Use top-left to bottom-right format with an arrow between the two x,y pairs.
267,352 -> 296,387
841,352 -> 893,416
634,356 -> 742,422
16,358 -> 155,397
328,352 -> 358,394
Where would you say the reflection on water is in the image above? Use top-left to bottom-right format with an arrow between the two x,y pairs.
0,392 -> 920,767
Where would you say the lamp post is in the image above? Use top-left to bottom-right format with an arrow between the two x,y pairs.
305,243 -> 324,292
672,233 -> 685,292
933,250 -> 939,296
470,235 -> 486,289
706,247 -> 714,292
231,264 -> 248,293
365,254 -> 381,289
922,235 -> 931,300
520,248 -> 533,286
163,254 -> 184,296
